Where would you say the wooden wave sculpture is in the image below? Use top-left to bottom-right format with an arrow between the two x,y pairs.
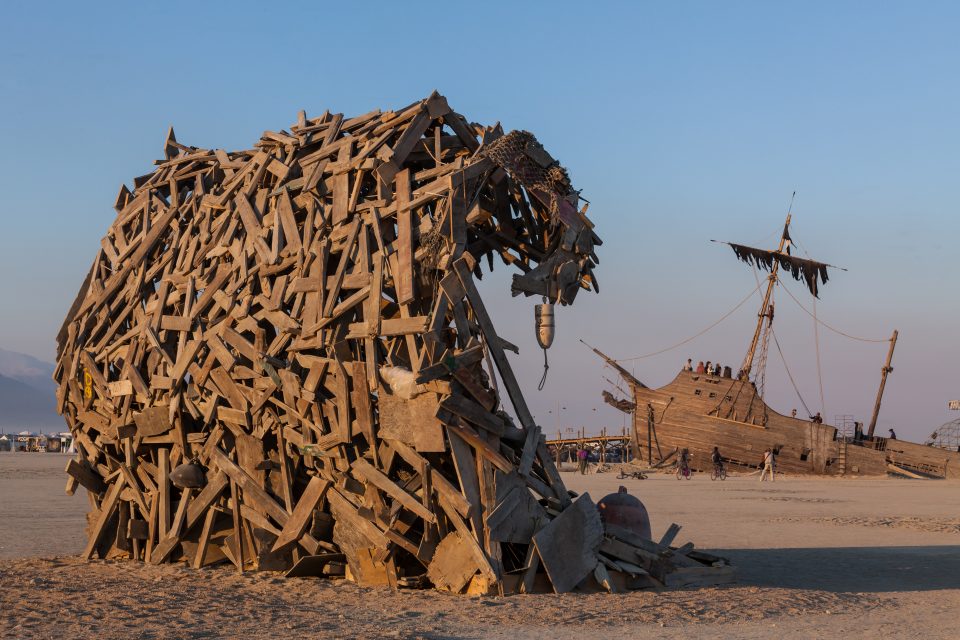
53,92 -> 628,593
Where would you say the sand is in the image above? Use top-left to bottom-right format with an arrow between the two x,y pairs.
1,453 -> 959,639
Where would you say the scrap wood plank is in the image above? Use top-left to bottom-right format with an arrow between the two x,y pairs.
351,457 -> 436,524
395,168 -> 415,304
158,447 -> 171,537
605,523 -> 669,558
192,507 -> 218,569
349,361 -> 376,449
519,545 -> 541,594
443,422 -> 513,473
451,257 -> 538,476
271,476 -> 330,552
134,405 -> 172,437
486,471 -> 547,544
118,464 -> 149,514
212,448 -> 288,526
532,493 -> 604,593
285,553 -> 348,578
446,428 -> 484,536
385,439 -> 471,518
185,471 -> 230,531
426,530 -> 482,593
440,393 -> 505,437
378,388 -> 445,452
82,476 -> 126,559
65,458 -> 105,495
887,462 -> 926,479
659,523 -> 682,548
535,436 -> 571,502
150,484 -> 206,564
599,537 -> 658,566
327,487 -> 390,549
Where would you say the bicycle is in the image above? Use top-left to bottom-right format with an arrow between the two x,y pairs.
675,461 -> 691,480
617,467 -> 648,480
711,461 -> 727,481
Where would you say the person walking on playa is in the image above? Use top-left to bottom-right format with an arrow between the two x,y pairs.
760,448 -> 775,482
577,447 -> 589,474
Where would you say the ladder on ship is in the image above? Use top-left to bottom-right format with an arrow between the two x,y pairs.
835,415 -> 855,476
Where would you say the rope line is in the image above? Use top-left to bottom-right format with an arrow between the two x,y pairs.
771,328 -> 813,417
813,295 -> 826,417
787,234 -> 886,343
779,281 -> 889,343
615,281 -> 764,361
537,348 -> 549,391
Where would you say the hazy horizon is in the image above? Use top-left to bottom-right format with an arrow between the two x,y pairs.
1,1 -> 957,441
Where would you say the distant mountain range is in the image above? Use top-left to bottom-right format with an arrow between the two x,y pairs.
0,348 -> 62,433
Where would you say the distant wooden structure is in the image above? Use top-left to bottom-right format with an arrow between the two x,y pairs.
546,427 -> 637,465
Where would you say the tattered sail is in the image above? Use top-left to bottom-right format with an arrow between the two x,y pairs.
726,243 -> 831,297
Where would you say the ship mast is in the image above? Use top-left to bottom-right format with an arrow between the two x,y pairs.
866,329 -> 899,438
740,214 -> 791,380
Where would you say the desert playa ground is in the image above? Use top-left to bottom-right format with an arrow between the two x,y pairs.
1,453 -> 959,639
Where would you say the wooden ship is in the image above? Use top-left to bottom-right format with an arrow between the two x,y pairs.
591,215 -> 960,479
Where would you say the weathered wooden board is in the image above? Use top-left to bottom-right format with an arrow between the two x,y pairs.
133,406 -> 172,437
426,530 -> 480,593
532,493 -> 604,593
377,388 -> 445,453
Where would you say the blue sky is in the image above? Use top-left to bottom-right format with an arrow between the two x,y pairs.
1,1 -> 957,439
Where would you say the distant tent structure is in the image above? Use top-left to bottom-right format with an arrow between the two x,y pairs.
925,418 -> 960,451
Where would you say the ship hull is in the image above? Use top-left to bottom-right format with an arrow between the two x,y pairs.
630,371 -> 960,478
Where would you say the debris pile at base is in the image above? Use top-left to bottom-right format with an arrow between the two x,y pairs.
54,92 -> 731,593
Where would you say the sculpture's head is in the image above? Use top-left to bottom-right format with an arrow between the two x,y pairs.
473,129 -> 601,305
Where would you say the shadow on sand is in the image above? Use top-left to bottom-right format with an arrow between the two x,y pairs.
714,545 -> 960,592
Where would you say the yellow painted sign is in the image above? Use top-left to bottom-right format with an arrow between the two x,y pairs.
83,369 -> 93,400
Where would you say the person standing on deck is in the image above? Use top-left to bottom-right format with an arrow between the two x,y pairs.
696,361 -> 705,374
888,428 -> 897,440
760,448 -> 775,482
683,358 -> 693,372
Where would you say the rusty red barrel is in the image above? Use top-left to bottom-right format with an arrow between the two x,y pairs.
597,485 -> 652,540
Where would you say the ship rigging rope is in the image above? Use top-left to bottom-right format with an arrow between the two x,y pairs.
788,234 -> 889,344
614,280 -> 765,361
789,234 -> 831,416
813,295 -> 827,417
778,282 -> 890,343
771,329 -> 813,417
